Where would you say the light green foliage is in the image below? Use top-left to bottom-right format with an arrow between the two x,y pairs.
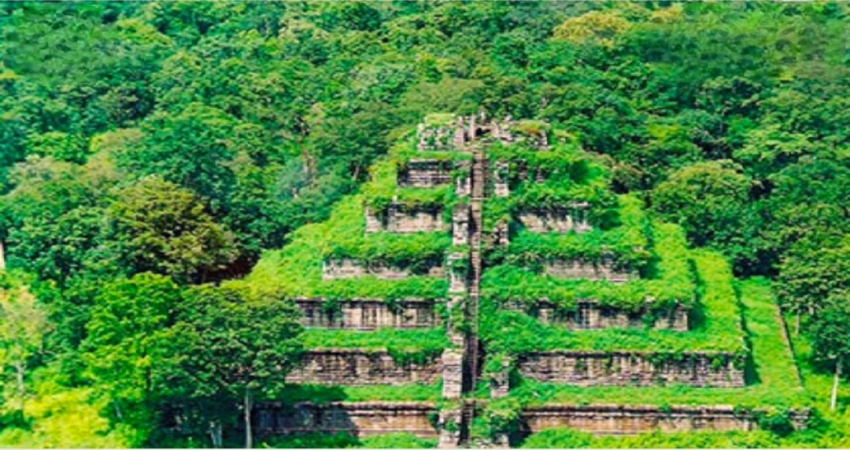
300,328 -> 450,365
0,273 -> 49,412
0,1 -> 847,446
0,386 -> 138,448
487,195 -> 651,273
259,432 -> 438,449
479,249 -> 742,356
80,273 -> 183,434
274,383 -> 441,404
505,278 -> 806,410
481,221 -> 696,321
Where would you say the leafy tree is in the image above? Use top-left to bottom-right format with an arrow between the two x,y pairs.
811,294 -> 850,411
109,177 -> 236,283
0,274 -> 49,414
166,285 -> 302,448
81,273 -> 184,438
652,160 -> 758,270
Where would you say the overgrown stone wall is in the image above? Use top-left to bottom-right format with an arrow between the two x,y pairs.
295,298 -> 438,330
521,404 -> 809,436
398,159 -> 454,188
322,258 -> 444,280
286,349 -> 442,385
517,351 -> 744,388
255,402 -> 439,438
543,258 -> 634,283
517,205 -> 591,234
365,204 -> 447,233
506,300 -> 689,331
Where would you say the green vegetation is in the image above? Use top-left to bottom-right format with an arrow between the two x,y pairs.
301,328 -> 451,365
274,383 -> 442,404
519,428 -> 850,449
0,1 -> 846,447
506,278 -> 807,414
481,221 -> 696,321
488,195 -> 652,272
260,433 -> 438,449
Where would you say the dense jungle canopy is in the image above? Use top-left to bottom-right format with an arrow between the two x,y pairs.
0,1 -> 847,448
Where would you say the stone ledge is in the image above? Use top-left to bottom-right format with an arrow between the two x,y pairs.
521,404 -> 809,436
504,299 -> 689,331
517,351 -> 745,388
517,205 -> 591,234
286,349 -> 443,386
321,258 -> 444,280
365,204 -> 447,234
542,257 -> 634,283
255,401 -> 438,438
295,298 -> 440,330
398,159 -> 455,188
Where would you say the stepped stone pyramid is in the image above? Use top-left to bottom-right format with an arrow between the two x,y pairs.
248,114 -> 808,447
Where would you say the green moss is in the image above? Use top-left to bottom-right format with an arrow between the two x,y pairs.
274,383 -> 441,404
301,327 -> 451,355
500,277 -> 808,411
479,249 -> 744,355
481,220 -> 694,317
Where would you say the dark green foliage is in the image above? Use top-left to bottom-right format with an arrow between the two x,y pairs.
0,1 -> 848,446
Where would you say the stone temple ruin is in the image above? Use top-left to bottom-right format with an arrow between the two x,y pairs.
252,114 -> 806,447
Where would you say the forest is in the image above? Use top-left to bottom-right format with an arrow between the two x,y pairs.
0,1 -> 847,448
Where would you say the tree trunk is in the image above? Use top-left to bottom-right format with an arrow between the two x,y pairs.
244,387 -> 253,449
795,311 -> 800,337
0,239 -> 6,270
14,360 -> 25,411
209,420 -> 223,448
831,358 -> 842,411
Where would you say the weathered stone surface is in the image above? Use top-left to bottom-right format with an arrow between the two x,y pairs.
452,205 -> 470,246
365,204 -> 447,234
517,351 -> 744,388
517,205 -> 591,234
438,407 -> 463,448
441,350 -> 464,400
295,298 -> 438,330
446,295 -> 465,346
543,257 -> 633,283
447,253 -> 467,294
253,402 -> 808,440
255,401 -> 438,438
418,121 -> 458,151
322,258 -> 443,280
490,357 -> 512,399
398,159 -> 454,188
493,162 -> 509,198
287,349 -> 442,385
455,173 -> 471,197
364,207 -> 383,233
521,404 -> 809,436
505,300 -> 689,331
417,114 -> 549,152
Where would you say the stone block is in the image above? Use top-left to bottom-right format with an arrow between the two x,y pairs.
516,351 -> 745,388
543,257 -> 634,283
398,159 -> 453,188
255,401 -> 438,438
441,350 -> 464,400
505,300 -> 689,331
517,205 -> 591,234
452,204 -> 470,246
287,349 -> 442,385
438,408 -> 463,448
520,404 -> 809,436
295,298 -> 438,330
